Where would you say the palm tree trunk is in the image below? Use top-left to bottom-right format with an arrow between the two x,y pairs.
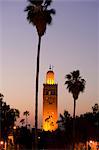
26,115 -> 27,128
73,99 -> 76,150
35,35 -> 41,149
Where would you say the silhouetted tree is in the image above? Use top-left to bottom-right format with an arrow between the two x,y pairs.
65,70 -> 86,149
23,110 -> 30,127
78,106 -> 99,142
24,0 -> 55,147
0,93 -> 20,141
92,103 -> 99,114
92,103 -> 99,140
58,110 -> 72,130
57,110 -> 73,147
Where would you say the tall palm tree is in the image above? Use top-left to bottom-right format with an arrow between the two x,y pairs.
65,70 -> 86,149
23,110 -> 30,127
24,0 -> 55,147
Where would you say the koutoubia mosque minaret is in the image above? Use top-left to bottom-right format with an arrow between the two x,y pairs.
43,66 -> 58,131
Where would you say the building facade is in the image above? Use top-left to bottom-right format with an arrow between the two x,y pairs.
43,68 -> 58,131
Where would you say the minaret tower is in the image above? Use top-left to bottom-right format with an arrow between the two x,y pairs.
43,66 -> 58,131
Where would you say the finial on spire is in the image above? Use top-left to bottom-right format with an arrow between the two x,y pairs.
49,64 -> 54,71
49,64 -> 51,70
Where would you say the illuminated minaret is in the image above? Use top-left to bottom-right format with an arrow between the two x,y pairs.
43,66 -> 58,131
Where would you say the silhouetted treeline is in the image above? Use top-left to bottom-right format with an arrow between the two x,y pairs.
0,93 -> 99,149
37,104 -> 99,149
57,103 -> 99,147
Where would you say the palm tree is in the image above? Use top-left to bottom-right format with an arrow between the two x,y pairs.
23,111 -> 30,127
65,70 -> 86,149
24,0 -> 55,147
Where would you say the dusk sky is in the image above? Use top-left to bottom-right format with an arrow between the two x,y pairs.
0,0 -> 99,128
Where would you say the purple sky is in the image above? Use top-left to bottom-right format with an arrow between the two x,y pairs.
0,0 -> 99,128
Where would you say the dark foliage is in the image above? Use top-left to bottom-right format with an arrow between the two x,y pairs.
15,126 -> 32,149
0,93 -> 20,141
24,0 -> 55,36
65,70 -> 86,100
57,104 -> 99,146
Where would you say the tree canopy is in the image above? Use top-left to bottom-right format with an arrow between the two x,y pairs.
65,70 -> 86,100
24,0 -> 55,36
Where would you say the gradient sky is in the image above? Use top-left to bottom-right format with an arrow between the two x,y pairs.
0,0 -> 99,128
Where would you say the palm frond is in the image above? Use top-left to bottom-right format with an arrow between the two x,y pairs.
23,111 -> 30,116
81,78 -> 86,83
24,5 -> 34,12
80,84 -> 85,92
43,9 -> 55,24
20,119 -> 25,123
65,80 -> 70,85
71,70 -> 80,80
47,8 -> 56,15
60,113 -> 65,121
65,80 -> 73,92
65,74 -> 71,80
26,10 -> 37,24
28,0 -> 43,6
44,0 -> 52,7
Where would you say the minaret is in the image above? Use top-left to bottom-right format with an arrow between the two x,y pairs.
43,67 -> 58,131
